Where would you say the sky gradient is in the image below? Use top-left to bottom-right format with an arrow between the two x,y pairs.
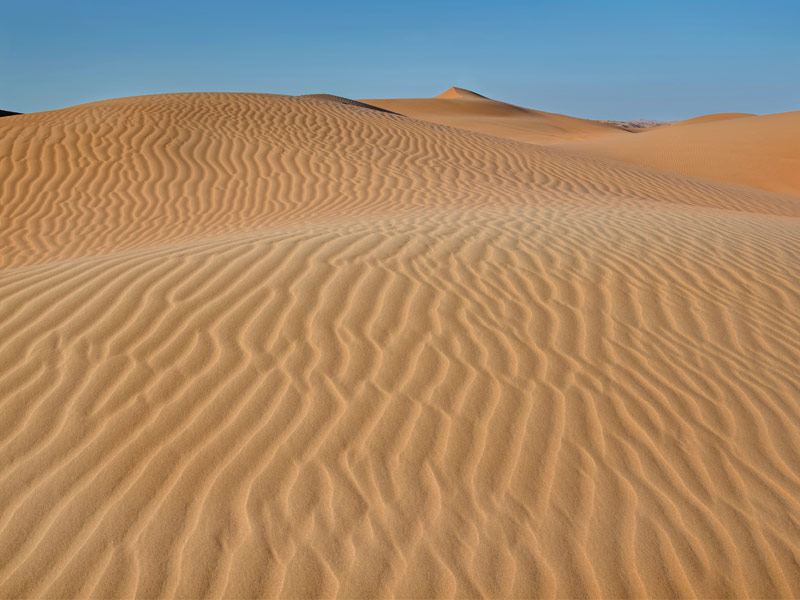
2,0 -> 798,120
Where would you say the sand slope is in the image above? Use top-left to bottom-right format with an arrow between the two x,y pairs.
559,110 -> 800,196
673,112 -> 755,126
361,87 -> 626,144
1,93 -> 800,598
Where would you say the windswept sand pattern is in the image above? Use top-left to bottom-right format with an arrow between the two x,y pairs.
1,93 -> 799,598
2,93 -> 797,269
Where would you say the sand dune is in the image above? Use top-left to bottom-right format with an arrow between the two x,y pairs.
559,110 -> 800,196
361,87 -> 626,144
362,90 -> 799,197
1,92 -> 799,598
673,112 -> 755,126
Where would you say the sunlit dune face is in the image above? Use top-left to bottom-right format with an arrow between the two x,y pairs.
0,92 -> 798,599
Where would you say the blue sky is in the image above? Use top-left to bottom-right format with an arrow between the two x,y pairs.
2,0 -> 798,120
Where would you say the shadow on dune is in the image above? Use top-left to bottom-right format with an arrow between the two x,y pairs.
297,94 -> 401,115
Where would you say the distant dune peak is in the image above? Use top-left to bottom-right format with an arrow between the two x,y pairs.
435,86 -> 488,100
361,89 -> 631,144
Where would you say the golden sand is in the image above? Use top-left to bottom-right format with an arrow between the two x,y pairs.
1,92 -> 799,598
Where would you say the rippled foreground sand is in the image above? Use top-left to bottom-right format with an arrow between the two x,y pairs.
1,92 -> 799,598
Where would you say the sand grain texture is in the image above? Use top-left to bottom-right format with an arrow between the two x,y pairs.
1,93 -> 799,598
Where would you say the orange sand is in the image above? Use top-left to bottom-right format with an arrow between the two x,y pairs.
558,110 -> 800,195
361,87 -> 626,144
1,92 -> 799,598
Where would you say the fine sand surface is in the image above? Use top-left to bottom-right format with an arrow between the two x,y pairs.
361,87 -> 626,144
1,92 -> 799,598
558,110 -> 800,196
672,113 -> 755,127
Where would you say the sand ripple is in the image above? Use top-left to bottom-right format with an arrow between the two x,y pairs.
1,93 -> 799,598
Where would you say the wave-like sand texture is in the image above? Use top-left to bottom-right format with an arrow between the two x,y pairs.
1,93 -> 799,598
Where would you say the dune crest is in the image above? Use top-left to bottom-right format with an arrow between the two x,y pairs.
559,110 -> 800,195
435,86 -> 489,99
361,89 -> 626,144
1,92 -> 799,598
674,112 -> 755,126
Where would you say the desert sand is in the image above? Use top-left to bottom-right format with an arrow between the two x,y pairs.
558,110 -> 800,196
361,87 -> 626,144
1,91 -> 799,598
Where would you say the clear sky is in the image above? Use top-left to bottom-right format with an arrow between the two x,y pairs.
2,0 -> 798,120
